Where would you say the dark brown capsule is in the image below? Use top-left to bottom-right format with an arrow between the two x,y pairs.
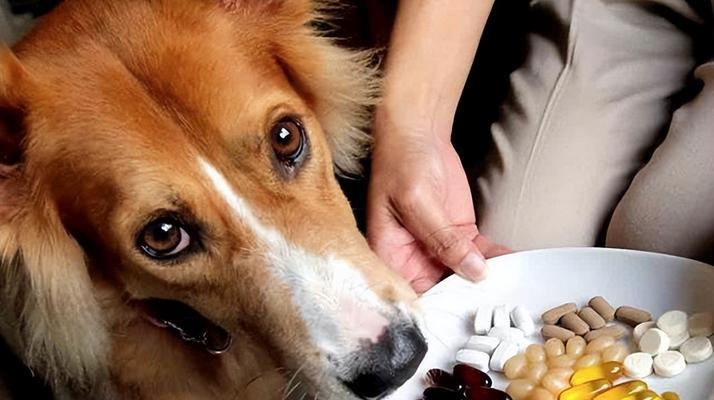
465,386 -> 513,400
426,369 -> 460,390
453,363 -> 492,388
423,386 -> 465,400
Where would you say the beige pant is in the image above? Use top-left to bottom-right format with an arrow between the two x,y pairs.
474,0 -> 714,263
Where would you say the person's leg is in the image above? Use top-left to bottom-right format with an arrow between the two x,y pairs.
473,0 -> 706,250
606,62 -> 714,263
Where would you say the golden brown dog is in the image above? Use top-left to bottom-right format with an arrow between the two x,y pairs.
0,1 -> 427,399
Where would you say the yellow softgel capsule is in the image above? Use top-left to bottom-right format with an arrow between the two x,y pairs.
661,392 -> 680,400
570,362 -> 623,385
592,380 -> 648,400
621,390 -> 663,400
558,379 -> 612,400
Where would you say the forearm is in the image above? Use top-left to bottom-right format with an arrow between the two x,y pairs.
378,0 -> 495,139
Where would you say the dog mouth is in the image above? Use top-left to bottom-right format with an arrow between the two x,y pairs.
137,298 -> 233,355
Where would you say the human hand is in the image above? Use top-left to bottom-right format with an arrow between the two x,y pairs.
366,115 -> 509,294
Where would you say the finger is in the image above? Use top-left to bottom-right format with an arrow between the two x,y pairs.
394,190 -> 487,282
473,234 -> 512,259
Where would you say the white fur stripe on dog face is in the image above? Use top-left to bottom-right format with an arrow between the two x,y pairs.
199,158 -> 389,354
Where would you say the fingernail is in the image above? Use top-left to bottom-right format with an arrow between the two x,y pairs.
457,252 -> 487,282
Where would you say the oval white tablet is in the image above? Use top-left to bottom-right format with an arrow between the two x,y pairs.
633,321 -> 656,345
511,305 -> 535,336
488,326 -> 525,343
653,350 -> 686,377
493,304 -> 510,328
657,310 -> 688,337
689,312 -> 713,337
455,349 -> 490,373
680,336 -> 713,363
474,305 -> 494,335
639,328 -> 670,356
464,335 -> 501,355
623,352 -> 653,378
489,341 -> 519,372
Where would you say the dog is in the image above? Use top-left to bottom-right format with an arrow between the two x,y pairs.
0,0 -> 427,398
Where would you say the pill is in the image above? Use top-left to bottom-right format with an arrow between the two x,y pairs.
490,341 -> 519,372
561,313 -> 590,336
545,338 -> 566,358
668,329 -> 689,350
548,354 -> 577,369
525,362 -> 549,384
622,390 -> 664,400
542,303 -> 577,325
578,307 -> 606,330
558,379 -> 612,400
465,335 -> 502,355
639,328 -> 670,355
584,325 -> 626,342
633,321 -> 656,345
467,387 -> 515,400
601,343 -> 629,363
423,386 -> 461,400
511,305 -> 536,336
589,297 -> 615,321
585,336 -> 616,354
506,379 -> 535,400
453,363 -> 493,388
592,380 -> 648,400
661,392 -> 680,400
456,349 -> 490,372
490,326 -> 527,343
688,312 -> 713,337
542,371 -> 571,396
623,352 -> 653,378
504,354 -> 528,379
679,336 -> 713,363
542,325 -> 575,342
529,387 -> 556,400
653,350 -> 686,377
574,353 -> 601,370
657,310 -> 688,337
616,306 -> 652,327
566,336 -> 587,357
475,305 -> 495,335
526,344 -> 547,363
548,367 -> 575,380
570,361 -> 623,385
494,304 -> 511,328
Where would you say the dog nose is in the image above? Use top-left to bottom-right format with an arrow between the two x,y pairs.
343,323 -> 427,399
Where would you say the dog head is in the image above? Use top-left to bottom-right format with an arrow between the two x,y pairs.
0,1 -> 426,398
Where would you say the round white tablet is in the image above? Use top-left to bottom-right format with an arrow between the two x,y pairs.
633,321 -> 656,344
488,326 -> 525,343
669,329 -> 690,350
689,312 -> 713,337
510,305 -> 535,336
455,349 -> 490,373
489,341 -> 519,372
464,335 -> 501,355
657,310 -> 688,337
680,336 -> 713,363
493,304 -> 510,328
623,352 -> 654,378
639,328 -> 671,355
653,351 -> 686,377
474,305 -> 494,335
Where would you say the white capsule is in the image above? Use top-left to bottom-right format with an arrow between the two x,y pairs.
669,329 -> 690,350
689,312 -> 713,337
680,336 -> 713,363
510,305 -> 535,336
623,352 -> 653,378
474,305 -> 494,335
488,326 -> 525,343
493,304 -> 510,328
489,340 -> 519,372
653,350 -> 686,377
464,335 -> 501,355
456,349 -> 490,373
639,328 -> 670,356
633,321 -> 656,345
657,310 -> 688,337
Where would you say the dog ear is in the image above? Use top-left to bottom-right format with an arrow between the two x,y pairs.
0,47 -> 107,390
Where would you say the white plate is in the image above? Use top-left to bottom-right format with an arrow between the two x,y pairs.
388,247 -> 714,400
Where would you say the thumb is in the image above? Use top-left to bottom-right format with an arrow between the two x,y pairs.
394,191 -> 487,281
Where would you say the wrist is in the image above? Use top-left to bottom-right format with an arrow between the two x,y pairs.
372,97 -> 455,143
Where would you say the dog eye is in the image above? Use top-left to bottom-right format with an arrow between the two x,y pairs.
269,117 -> 306,166
139,218 -> 191,259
